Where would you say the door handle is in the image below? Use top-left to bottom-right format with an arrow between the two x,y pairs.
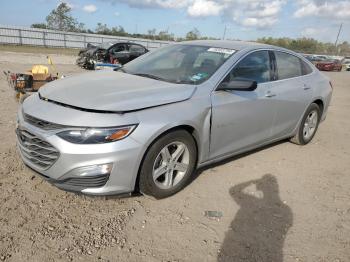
265,91 -> 276,98
303,84 -> 311,90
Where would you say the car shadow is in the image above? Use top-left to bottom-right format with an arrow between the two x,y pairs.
218,174 -> 293,262
190,139 -> 287,185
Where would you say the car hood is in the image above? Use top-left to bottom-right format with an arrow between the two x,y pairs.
39,70 -> 196,113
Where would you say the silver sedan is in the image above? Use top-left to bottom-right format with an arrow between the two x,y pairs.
17,40 -> 332,198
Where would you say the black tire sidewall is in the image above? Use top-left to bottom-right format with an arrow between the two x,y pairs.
298,103 -> 321,145
139,130 -> 197,199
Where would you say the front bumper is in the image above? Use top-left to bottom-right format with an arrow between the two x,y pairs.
16,108 -> 144,195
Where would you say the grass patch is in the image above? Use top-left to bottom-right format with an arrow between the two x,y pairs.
0,44 -> 79,56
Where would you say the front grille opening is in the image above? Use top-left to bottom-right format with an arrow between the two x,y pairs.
16,129 -> 59,170
59,174 -> 110,188
53,174 -> 110,192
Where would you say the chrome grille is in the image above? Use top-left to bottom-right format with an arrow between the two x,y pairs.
23,113 -> 65,130
16,129 -> 59,170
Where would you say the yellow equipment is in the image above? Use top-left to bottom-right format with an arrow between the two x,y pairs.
4,56 -> 60,101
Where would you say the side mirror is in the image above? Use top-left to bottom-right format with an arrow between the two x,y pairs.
217,79 -> 258,92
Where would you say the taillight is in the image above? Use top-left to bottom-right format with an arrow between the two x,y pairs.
329,81 -> 333,89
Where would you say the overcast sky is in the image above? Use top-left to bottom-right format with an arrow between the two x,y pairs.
0,0 -> 349,42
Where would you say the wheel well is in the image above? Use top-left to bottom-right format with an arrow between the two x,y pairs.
313,99 -> 324,115
134,125 -> 199,193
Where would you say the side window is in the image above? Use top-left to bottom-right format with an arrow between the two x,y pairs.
275,51 -> 302,80
110,44 -> 126,54
129,44 -> 145,53
301,59 -> 313,75
226,51 -> 271,84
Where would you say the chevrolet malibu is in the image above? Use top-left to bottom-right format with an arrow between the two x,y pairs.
17,40 -> 332,198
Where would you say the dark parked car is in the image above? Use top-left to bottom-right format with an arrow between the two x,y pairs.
316,59 -> 343,71
76,42 -> 148,70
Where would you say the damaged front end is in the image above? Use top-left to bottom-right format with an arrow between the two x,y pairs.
76,47 -> 107,70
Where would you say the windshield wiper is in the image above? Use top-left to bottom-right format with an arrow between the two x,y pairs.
175,79 -> 196,84
115,70 -> 172,83
133,73 -> 168,82
114,67 -> 126,72
133,73 -> 193,84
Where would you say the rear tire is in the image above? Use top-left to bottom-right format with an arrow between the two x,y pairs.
290,103 -> 321,145
139,130 -> 197,199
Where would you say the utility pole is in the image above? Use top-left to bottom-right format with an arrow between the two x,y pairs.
334,23 -> 343,55
222,25 -> 227,40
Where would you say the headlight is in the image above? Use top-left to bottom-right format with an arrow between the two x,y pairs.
57,125 -> 137,144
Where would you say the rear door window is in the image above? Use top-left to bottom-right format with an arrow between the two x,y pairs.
110,44 -> 126,54
275,51 -> 303,80
129,44 -> 146,53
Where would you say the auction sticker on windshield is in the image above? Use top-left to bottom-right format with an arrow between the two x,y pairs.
207,48 -> 236,55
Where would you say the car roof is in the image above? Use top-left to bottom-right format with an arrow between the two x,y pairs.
106,42 -> 147,50
179,40 -> 275,51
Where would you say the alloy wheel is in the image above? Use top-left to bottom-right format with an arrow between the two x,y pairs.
152,142 -> 190,189
303,110 -> 318,140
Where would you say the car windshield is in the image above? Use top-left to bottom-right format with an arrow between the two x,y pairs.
121,44 -> 236,84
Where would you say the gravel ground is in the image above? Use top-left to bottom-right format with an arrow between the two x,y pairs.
0,51 -> 349,262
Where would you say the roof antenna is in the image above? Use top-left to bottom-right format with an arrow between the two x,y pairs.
334,23 -> 343,55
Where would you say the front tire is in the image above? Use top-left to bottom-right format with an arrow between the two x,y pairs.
139,130 -> 197,199
290,103 -> 321,145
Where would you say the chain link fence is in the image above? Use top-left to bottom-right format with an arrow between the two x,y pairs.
0,25 -> 171,50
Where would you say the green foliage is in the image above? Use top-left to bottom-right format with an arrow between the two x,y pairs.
95,23 -> 110,35
94,24 -> 175,40
31,23 -> 48,29
157,31 -> 174,41
46,3 -> 78,31
95,23 -> 127,37
257,37 -> 350,56
31,3 -> 86,33
185,28 -> 201,41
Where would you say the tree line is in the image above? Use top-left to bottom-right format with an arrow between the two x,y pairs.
31,3 -> 215,42
31,3 -> 349,55
257,37 -> 350,56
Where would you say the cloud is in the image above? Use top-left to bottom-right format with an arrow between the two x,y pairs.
240,17 -> 277,28
301,23 -> 348,43
294,0 -> 350,19
114,11 -> 120,16
187,0 -> 223,17
110,0 -> 190,9
83,4 -> 98,13
301,26 -> 335,42
225,0 -> 286,29
100,0 -> 287,28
